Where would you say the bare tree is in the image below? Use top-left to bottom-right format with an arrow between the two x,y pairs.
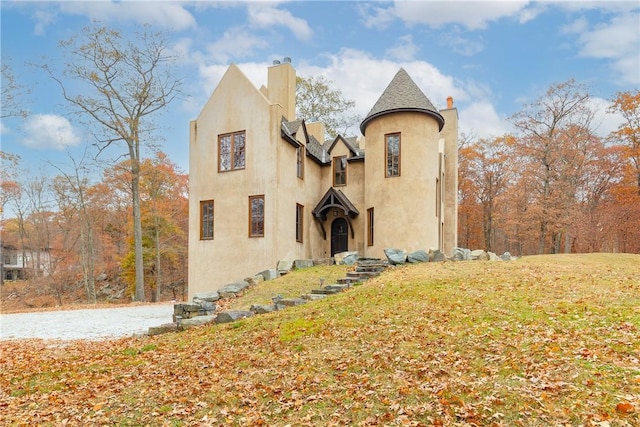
1,61 -> 29,119
45,25 -> 183,301
51,149 -> 98,303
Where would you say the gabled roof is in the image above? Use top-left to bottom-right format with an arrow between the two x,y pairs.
360,68 -> 445,135
326,135 -> 363,158
311,188 -> 360,220
306,134 -> 327,164
281,118 -> 302,147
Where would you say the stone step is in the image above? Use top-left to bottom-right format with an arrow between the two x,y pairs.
347,271 -> 380,279
355,265 -> 385,273
311,288 -> 341,295
356,258 -> 388,266
336,277 -> 361,285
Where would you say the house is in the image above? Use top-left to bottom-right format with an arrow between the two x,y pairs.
1,243 -> 52,282
188,59 -> 458,299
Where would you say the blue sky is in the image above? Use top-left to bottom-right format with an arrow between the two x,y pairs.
1,1 -> 639,179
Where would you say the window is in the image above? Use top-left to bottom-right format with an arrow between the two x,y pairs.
296,204 -> 304,243
296,146 -> 305,179
249,195 -> 265,237
200,200 -> 214,240
218,130 -> 246,172
367,207 -> 374,246
385,133 -> 401,177
333,156 -> 347,186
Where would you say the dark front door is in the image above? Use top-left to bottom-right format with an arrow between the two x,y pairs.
331,218 -> 348,256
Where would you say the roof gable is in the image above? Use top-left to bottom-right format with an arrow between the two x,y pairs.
198,63 -> 269,120
326,135 -> 363,158
360,68 -> 445,135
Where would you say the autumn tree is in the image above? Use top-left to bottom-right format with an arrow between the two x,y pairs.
607,90 -> 640,252
296,75 -> 359,138
46,25 -> 183,301
51,150 -> 99,303
457,134 -> 484,250
510,79 -> 596,254
138,152 -> 188,302
609,90 -> 640,192
107,153 -> 187,301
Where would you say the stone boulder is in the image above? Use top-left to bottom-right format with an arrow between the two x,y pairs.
215,310 -> 254,324
278,297 -> 307,307
277,259 -> 294,274
407,250 -> 429,263
148,323 -> 178,336
244,274 -> 264,287
334,251 -> 359,265
451,247 -> 471,261
193,290 -> 220,302
218,281 -> 249,298
250,304 -> 277,315
178,315 -> 216,331
260,269 -> 279,281
384,248 -> 407,265
470,249 -> 489,261
488,251 -> 501,261
294,259 -> 314,269
429,249 -> 447,262
501,252 -> 514,261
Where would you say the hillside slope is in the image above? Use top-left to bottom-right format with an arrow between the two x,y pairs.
1,253 -> 639,426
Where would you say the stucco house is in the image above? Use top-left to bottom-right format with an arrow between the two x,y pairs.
188,59 -> 458,299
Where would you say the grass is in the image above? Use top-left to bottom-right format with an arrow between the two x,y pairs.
1,253 -> 639,426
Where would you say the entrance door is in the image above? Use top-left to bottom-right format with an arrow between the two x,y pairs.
331,218 -> 348,256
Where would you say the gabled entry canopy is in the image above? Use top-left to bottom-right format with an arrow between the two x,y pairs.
312,188 -> 359,220
312,188 -> 359,240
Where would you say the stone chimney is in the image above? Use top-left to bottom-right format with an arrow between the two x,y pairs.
447,96 -> 454,109
268,58 -> 296,121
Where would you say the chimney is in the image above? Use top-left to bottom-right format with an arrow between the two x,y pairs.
447,96 -> 454,109
268,58 -> 296,121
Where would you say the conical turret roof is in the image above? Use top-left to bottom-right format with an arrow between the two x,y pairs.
360,68 -> 445,135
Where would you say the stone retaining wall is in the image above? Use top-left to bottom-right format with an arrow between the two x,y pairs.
148,247 -> 514,336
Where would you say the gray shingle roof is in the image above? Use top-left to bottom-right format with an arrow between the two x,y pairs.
360,68 -> 445,135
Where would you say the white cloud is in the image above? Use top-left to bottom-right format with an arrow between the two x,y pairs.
589,96 -> 626,138
561,17 -> 589,35
21,114 -> 81,150
57,1 -> 196,30
246,3 -> 312,40
375,1 -> 533,30
206,28 -> 270,63
574,12 -> 640,85
385,35 -> 419,61
439,29 -> 484,56
359,3 -> 397,29
197,49 -> 508,140
32,9 -> 57,35
458,101 -> 510,139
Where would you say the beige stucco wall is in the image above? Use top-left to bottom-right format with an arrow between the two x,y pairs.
363,111 -> 441,258
189,65 -> 283,299
319,142 -> 366,256
439,107 -> 459,256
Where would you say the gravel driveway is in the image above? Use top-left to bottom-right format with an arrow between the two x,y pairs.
0,303 -> 175,341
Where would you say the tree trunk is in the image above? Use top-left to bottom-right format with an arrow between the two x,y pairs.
131,157 -> 145,302
154,213 -> 161,303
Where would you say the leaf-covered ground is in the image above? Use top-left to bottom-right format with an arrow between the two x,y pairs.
1,253 -> 639,426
